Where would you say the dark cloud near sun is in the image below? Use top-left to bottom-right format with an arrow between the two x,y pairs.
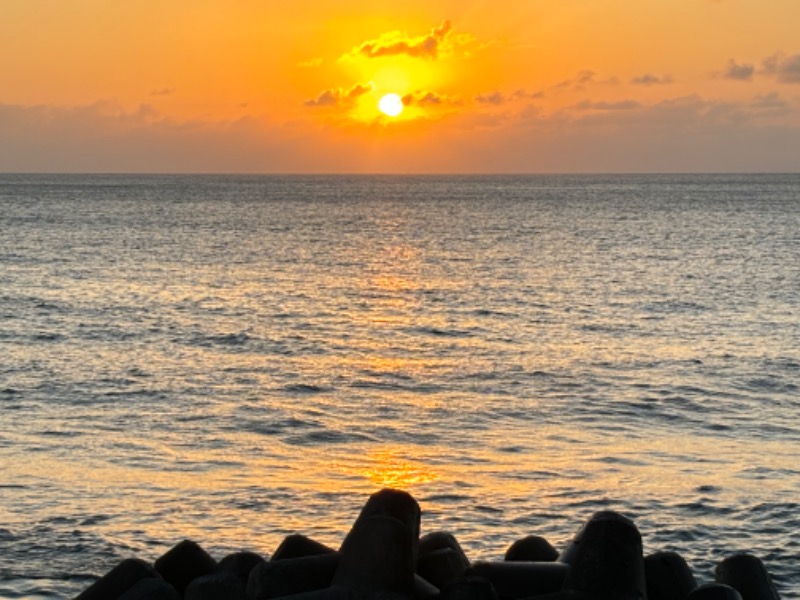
351,21 -> 453,60
304,83 -> 373,107
402,90 -> 451,107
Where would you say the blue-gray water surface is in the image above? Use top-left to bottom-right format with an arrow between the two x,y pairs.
1,174 -> 799,598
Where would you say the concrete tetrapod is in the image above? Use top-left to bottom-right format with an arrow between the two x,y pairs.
715,554 -> 781,600
184,572 -> 248,600
466,561 -> 569,598
418,531 -> 471,589
559,511 -> 645,600
644,551 -> 697,600
273,534 -> 337,561
154,540 -> 218,597
117,577 -> 181,600
440,577 -> 500,600
504,536 -> 559,563
74,558 -> 160,600
688,583 -> 744,600
216,550 -> 268,585
69,490 -> 786,600
333,489 -> 421,598
418,548 -> 470,590
247,552 -> 341,600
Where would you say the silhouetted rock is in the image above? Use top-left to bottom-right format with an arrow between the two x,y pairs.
185,571 -> 248,600
440,576 -> 499,600
414,573 -> 441,600
466,561 -> 568,599
117,577 -> 181,600
74,558 -> 160,600
334,515 -> 418,597
274,534 -> 336,561
689,583 -> 744,600
559,511 -> 645,600
349,488 -> 421,542
418,531 -> 470,589
504,535 -> 559,563
70,490 -> 785,600
247,552 -> 341,600
216,550 -> 268,583
418,548 -> 469,589
420,532 -> 470,563
715,554 -> 781,600
154,540 -> 218,596
645,551 -> 697,600
262,586 -> 355,600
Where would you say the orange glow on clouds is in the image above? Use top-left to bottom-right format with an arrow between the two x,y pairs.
3,1 -> 800,172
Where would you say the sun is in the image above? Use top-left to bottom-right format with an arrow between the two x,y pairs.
378,93 -> 404,117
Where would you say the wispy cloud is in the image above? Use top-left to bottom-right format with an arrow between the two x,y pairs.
304,83 -> 374,107
3,95 -> 800,173
475,91 -> 506,105
630,74 -> 673,86
553,70 -> 618,91
721,59 -> 755,81
763,53 -> 800,83
474,89 -> 544,106
572,99 -> 642,111
402,90 -> 457,107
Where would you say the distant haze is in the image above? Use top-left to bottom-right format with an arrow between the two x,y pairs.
2,1 -> 800,173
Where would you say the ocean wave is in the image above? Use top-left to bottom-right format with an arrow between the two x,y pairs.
282,429 -> 376,446
280,383 -> 333,395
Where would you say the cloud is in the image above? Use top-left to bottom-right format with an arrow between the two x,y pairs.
511,89 -> 545,101
721,59 -> 755,81
631,74 -> 673,86
350,21 -> 453,60
553,70 -> 618,91
1,101 -> 421,173
750,92 -> 788,110
151,87 -> 176,96
3,94 -> 800,174
572,100 -> 642,111
554,70 -> 595,88
474,90 -> 545,106
762,53 -> 800,83
475,91 -> 506,105
304,83 -> 373,107
401,90 -> 453,107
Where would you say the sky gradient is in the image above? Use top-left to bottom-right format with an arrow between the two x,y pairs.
3,0 -> 800,173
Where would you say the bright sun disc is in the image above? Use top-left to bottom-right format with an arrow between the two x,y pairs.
378,93 -> 404,117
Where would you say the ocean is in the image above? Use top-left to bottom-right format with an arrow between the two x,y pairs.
1,173 -> 798,598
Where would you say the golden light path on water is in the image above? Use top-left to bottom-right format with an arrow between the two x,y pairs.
8,408 -> 796,557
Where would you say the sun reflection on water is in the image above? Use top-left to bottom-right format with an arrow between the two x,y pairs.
336,447 -> 439,489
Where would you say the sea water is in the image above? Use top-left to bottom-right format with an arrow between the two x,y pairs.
1,173 -> 798,598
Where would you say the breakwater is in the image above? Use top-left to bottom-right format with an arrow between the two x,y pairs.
75,489 -> 780,600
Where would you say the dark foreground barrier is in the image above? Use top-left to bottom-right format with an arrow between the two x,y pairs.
75,488 -> 782,600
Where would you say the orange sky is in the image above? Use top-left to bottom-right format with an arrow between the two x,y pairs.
2,0 -> 800,172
